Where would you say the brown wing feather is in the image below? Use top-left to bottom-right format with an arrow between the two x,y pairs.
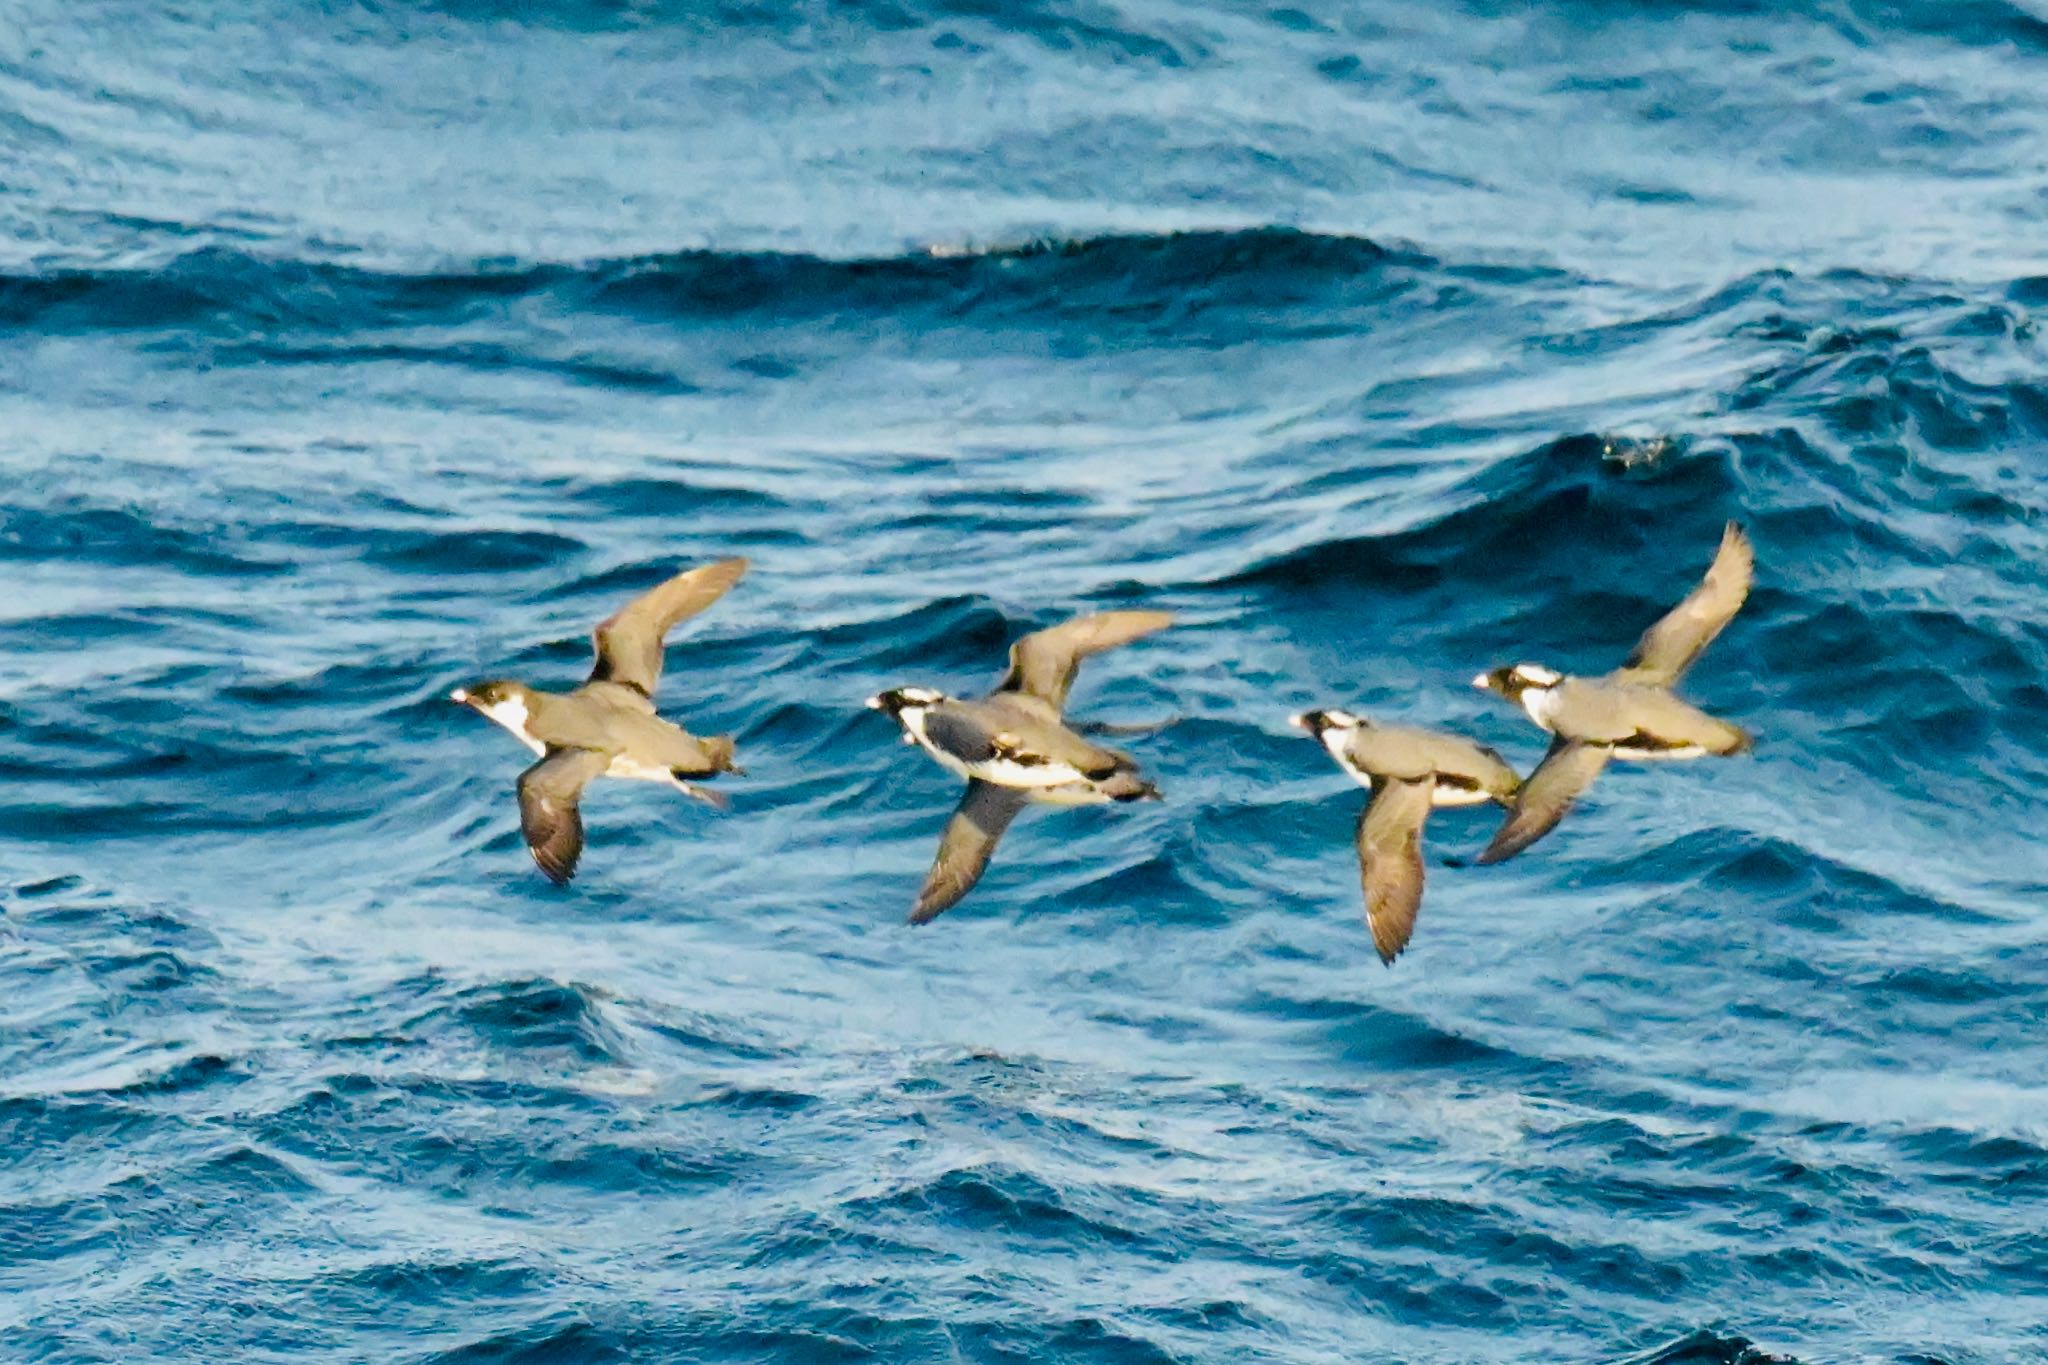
1356,776 -> 1434,965
516,749 -> 611,884
996,610 -> 1173,711
1475,739 -> 1612,865
589,557 -> 748,696
910,780 -> 1029,924
1617,522 -> 1752,684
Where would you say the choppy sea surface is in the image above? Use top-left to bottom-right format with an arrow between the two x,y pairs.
5,2 -> 2048,1360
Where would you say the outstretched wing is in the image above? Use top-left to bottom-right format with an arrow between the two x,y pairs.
589,557 -> 748,697
516,748 -> 612,884
995,610 -> 1173,712
910,780 -> 1029,924
1475,738 -> 1612,865
1356,776 -> 1434,966
1616,522 -> 1752,685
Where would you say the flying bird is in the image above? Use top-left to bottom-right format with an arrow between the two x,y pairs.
867,610 -> 1172,923
1472,521 -> 1755,863
1291,709 -> 1521,964
451,557 -> 747,883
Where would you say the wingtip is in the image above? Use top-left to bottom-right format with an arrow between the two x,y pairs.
1474,824 -> 1525,864
681,783 -> 732,812
1083,607 -> 1175,635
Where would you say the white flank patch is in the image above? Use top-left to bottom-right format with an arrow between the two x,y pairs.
1028,781 -> 1113,807
606,754 -> 678,783
967,756 -> 1090,790
1615,742 -> 1708,761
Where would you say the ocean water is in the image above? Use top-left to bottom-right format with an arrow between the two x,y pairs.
4,1 -> 2047,1360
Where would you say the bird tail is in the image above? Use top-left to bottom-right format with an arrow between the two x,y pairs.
1716,723 -> 1756,756
699,734 -> 742,774
1102,772 -> 1161,802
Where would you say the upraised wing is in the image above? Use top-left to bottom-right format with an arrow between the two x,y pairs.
995,610 -> 1172,712
516,748 -> 612,884
1616,522 -> 1752,685
1356,775 -> 1434,966
589,557 -> 748,697
1475,738 -> 1612,865
910,780 -> 1029,924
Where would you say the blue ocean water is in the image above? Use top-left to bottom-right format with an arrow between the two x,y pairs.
4,0 -> 2047,1359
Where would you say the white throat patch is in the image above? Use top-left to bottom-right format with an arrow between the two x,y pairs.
475,695 -> 544,755
1318,725 -> 1372,786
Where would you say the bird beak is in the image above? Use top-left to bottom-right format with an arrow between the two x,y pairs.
450,688 -> 470,704
864,694 -> 884,710
1470,673 -> 1491,690
1288,711 -> 1312,732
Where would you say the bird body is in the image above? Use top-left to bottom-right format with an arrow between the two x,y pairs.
1473,521 -> 1755,864
459,679 -> 737,789
889,689 -> 1154,802
869,609 -> 1172,922
1312,716 -> 1522,805
452,557 -> 747,883
1293,709 -> 1520,964
1507,675 -> 1749,758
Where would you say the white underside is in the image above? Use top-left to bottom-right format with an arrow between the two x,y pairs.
1023,781 -> 1114,807
1614,743 -> 1708,761
606,754 -> 683,783
900,705 -> 1106,799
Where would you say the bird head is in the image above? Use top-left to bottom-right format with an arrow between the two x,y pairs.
1471,663 -> 1562,703
865,685 -> 947,721
1289,707 -> 1368,738
450,679 -> 535,731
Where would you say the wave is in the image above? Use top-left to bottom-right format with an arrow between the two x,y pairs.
7,0 -> 2048,1355
0,229 -> 1419,337
1618,1330 -> 1802,1365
